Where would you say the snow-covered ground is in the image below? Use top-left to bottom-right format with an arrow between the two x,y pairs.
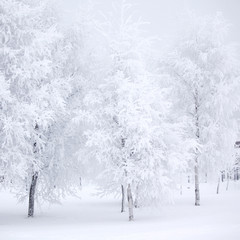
1,182 -> 240,240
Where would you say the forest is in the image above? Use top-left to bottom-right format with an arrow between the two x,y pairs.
0,0 -> 240,239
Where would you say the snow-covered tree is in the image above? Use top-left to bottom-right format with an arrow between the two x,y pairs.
165,12 -> 240,204
75,1 -> 189,221
0,0 -> 78,217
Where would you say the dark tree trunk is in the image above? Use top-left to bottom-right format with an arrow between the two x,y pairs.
221,171 -> 225,182
121,185 -> 125,213
28,172 -> 38,217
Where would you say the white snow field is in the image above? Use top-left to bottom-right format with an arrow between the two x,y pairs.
0,183 -> 240,240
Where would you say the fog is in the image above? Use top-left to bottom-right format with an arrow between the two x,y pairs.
60,0 -> 240,44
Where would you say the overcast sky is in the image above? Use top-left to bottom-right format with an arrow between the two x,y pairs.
61,0 -> 240,44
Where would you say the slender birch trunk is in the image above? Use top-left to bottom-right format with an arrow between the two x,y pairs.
216,176 -> 220,194
194,91 -> 200,206
134,184 -> 139,208
121,184 -> 125,213
187,175 -> 190,189
226,171 -> 230,191
28,171 -> 38,217
28,123 -> 39,217
79,177 -> 82,189
221,171 -> 224,182
194,160 -> 200,206
127,183 -> 134,221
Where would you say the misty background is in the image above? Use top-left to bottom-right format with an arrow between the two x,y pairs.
60,0 -> 240,44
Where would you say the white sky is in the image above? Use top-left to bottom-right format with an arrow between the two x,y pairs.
61,0 -> 240,44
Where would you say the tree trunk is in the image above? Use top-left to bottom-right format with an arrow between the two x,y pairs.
121,185 -> 125,213
134,184 -> 139,208
187,175 -> 190,189
221,171 -> 225,182
127,183 -> 134,221
194,161 -> 200,206
216,176 -> 220,194
194,91 -> 200,206
226,171 -> 230,191
79,177 -> 82,189
28,172 -> 38,217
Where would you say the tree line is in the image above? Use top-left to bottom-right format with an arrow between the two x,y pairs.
0,0 -> 239,221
